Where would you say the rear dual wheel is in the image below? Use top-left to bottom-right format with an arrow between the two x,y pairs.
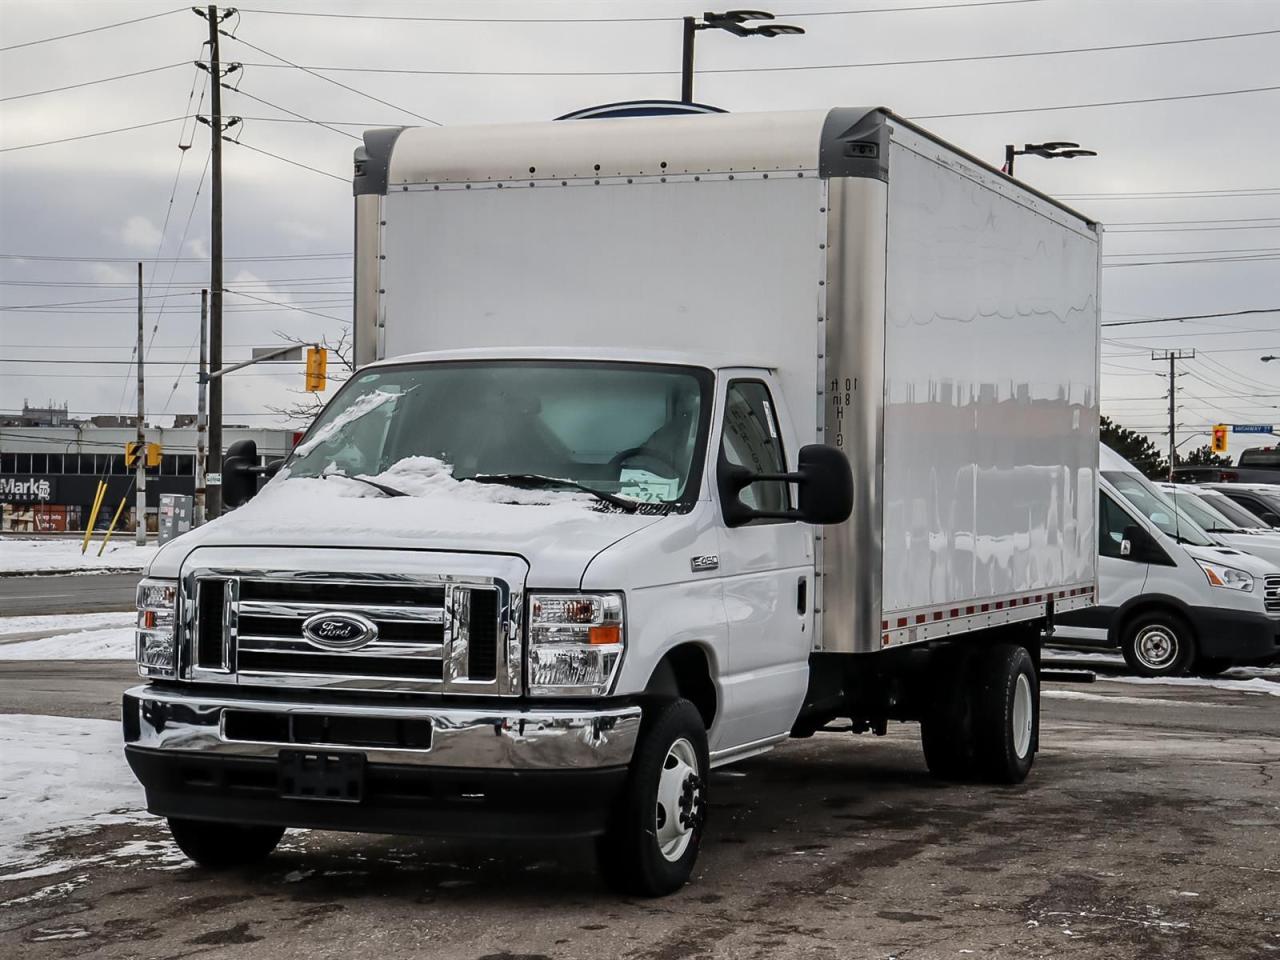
921,644 -> 1038,784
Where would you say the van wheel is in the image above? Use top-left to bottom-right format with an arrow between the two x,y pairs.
972,644 -> 1038,784
598,698 -> 708,897
1121,612 -> 1193,678
167,818 -> 284,868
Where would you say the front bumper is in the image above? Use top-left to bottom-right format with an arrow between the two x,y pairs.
122,685 -> 641,839
1186,608 -> 1280,663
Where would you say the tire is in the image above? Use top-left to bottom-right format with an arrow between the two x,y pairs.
167,818 -> 285,869
1121,612 -> 1195,678
920,658 -> 977,781
971,644 -> 1038,785
598,698 -> 708,897
1193,657 -> 1232,677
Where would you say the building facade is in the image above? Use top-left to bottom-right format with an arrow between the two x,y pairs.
0,425 -> 299,531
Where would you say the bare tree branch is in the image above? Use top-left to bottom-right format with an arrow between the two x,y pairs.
266,323 -> 354,427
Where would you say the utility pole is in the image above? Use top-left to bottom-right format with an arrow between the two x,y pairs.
135,262 -> 147,545
196,4 -> 232,517
195,288 -> 208,526
1153,349 -> 1195,481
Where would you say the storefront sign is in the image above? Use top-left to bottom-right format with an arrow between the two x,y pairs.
0,476 -> 57,502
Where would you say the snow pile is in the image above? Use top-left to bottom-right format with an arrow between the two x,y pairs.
1099,674 -> 1280,698
0,538 -> 158,575
292,388 -> 402,458
223,456 -> 630,548
0,715 -> 148,870
0,611 -> 134,661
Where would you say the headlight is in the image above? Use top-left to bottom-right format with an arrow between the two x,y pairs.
1195,559 -> 1254,592
527,592 -> 624,695
136,578 -> 179,678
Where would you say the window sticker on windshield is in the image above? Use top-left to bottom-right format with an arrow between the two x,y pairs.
619,469 -> 678,503
762,399 -> 778,440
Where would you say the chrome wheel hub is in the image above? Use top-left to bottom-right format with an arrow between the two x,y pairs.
1135,624 -> 1178,670
655,737 -> 702,862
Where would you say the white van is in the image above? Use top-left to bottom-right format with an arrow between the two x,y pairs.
1158,482 -> 1280,568
1055,446 -> 1280,676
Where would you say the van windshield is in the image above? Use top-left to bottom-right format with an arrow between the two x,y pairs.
1103,471 -> 1214,546
1162,487 -> 1240,533
285,360 -> 714,507
1205,493 -> 1269,530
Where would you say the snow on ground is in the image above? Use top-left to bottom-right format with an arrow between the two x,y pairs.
0,612 -> 135,661
1098,674 -> 1280,697
0,715 -> 148,871
0,538 -> 157,575
1042,689 -> 1228,708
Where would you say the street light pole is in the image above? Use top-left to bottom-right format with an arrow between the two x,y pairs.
679,10 -> 805,104
1003,141 -> 1097,179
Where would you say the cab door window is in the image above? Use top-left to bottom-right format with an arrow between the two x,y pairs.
1099,492 -> 1137,560
720,380 -> 790,513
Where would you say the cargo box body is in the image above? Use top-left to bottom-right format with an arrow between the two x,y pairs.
354,107 -> 1100,656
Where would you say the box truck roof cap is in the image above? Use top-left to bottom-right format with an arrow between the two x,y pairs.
363,346 -> 746,377
354,107 -> 1096,228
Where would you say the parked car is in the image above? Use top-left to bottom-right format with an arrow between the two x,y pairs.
1202,483 -> 1280,528
1054,445 -> 1280,678
1172,445 -> 1280,485
1157,482 -> 1280,567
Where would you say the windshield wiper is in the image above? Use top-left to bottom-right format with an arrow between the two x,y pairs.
470,473 -> 641,513
323,473 -> 410,498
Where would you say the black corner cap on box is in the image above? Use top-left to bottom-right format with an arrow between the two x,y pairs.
819,108 -> 890,182
353,127 -> 406,197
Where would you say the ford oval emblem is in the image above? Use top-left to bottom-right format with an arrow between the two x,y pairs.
301,612 -> 378,650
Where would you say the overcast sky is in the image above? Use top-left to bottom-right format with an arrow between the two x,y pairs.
1,0 -> 1277,452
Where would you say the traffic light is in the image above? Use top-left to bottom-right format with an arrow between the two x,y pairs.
1211,424 -> 1228,455
146,442 -> 162,468
305,346 -> 327,392
124,442 -> 140,467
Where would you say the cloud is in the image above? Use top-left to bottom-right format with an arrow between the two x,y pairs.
117,215 -> 161,250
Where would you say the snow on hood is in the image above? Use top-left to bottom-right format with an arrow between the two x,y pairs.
147,457 -> 668,586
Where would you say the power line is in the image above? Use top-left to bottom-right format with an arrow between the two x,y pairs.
1109,224 -> 1280,234
223,137 -> 349,182
222,31 -> 443,127
226,86 -> 361,141
1107,217 -> 1280,227
225,289 -> 346,322
0,117 -> 188,153
234,1 -> 1047,24
1103,245 -> 1280,257
0,277 -> 351,288
216,27 -> 1280,78
0,8 -> 184,53
1100,308 -> 1280,328
0,253 -> 349,262
912,81 -> 1280,121
1061,186 -> 1280,199
1102,253 -> 1280,268
0,62 -> 190,102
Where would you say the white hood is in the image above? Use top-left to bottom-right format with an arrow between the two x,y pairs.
1182,541 -> 1280,579
147,458 -> 668,586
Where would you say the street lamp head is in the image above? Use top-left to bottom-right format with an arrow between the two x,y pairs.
1035,141 -> 1080,151
1261,355 -> 1278,363
1058,148 -> 1098,158
751,22 -> 805,36
715,10 -> 776,22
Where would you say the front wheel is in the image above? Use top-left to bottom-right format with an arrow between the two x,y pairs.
598,698 -> 708,897
167,818 -> 284,869
1121,612 -> 1194,678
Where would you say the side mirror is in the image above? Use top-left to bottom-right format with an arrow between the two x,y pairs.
1121,524 -> 1150,561
718,443 -> 853,527
222,439 -> 260,509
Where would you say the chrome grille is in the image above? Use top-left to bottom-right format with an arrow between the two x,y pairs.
1265,575 -> 1280,614
181,557 -> 520,696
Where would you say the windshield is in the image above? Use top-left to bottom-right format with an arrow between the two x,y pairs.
286,360 -> 713,507
1163,487 -> 1240,532
1103,471 -> 1214,546
1206,493 -> 1269,529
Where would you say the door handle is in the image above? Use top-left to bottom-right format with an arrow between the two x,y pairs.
797,576 -> 808,616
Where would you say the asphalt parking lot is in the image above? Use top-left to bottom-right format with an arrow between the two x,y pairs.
2,659 -> 1277,960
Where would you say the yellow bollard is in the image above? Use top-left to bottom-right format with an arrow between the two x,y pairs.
97,495 -> 131,557
80,480 -> 107,555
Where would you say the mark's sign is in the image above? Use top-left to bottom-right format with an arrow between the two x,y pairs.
0,476 -> 57,502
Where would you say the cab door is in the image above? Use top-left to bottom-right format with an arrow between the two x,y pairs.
1059,491 -> 1150,646
712,371 -> 813,747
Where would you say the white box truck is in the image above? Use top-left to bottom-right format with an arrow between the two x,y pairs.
124,107 -> 1102,895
